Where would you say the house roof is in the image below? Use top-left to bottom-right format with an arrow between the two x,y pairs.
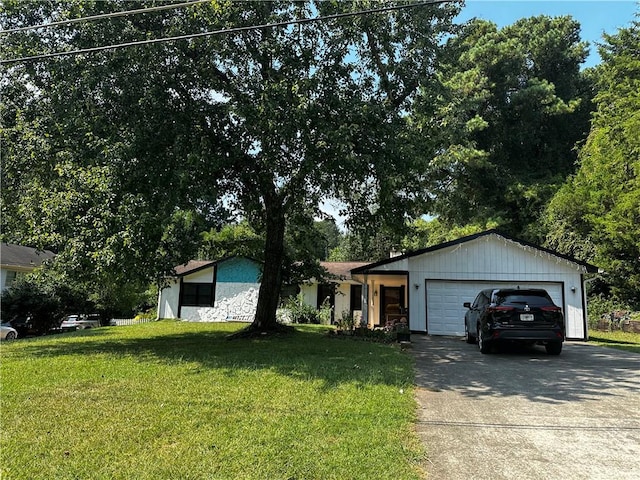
351,229 -> 599,274
173,260 -> 217,277
171,256 -> 262,277
0,243 -> 56,269
321,261 -> 369,281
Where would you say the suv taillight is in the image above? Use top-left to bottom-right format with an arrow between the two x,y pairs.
540,306 -> 561,312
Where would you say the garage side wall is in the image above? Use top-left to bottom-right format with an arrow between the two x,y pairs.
405,235 -> 587,339
158,279 -> 180,319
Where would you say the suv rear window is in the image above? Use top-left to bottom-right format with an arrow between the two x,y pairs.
494,291 -> 554,307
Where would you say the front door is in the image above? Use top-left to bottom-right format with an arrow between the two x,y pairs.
350,284 -> 362,315
380,285 -> 405,327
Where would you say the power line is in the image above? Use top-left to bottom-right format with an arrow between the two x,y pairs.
0,0 -> 212,34
0,1 -> 450,65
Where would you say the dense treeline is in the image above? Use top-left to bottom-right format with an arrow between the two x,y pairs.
544,20 -> 640,307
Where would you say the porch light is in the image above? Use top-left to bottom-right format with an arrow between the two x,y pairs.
414,283 -> 419,290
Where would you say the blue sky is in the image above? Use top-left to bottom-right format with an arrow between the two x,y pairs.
456,1 -> 639,67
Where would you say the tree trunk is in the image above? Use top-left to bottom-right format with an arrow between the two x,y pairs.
244,196 -> 290,334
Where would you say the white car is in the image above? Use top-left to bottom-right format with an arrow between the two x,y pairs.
1,323 -> 18,340
60,314 -> 101,331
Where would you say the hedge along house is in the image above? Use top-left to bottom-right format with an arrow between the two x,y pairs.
299,262 -> 369,323
157,257 -> 262,322
351,230 -> 599,340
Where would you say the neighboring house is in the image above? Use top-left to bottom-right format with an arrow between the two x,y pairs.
299,261 -> 369,323
158,257 -> 262,322
0,243 -> 56,291
351,230 -> 599,341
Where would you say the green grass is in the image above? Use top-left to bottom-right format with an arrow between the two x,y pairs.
0,321 -> 424,480
588,329 -> 640,354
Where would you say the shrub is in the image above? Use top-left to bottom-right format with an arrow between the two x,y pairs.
330,324 -> 397,343
279,293 -> 331,324
134,309 -> 157,322
335,310 -> 355,333
588,294 -> 634,330
317,297 -> 333,325
0,271 -> 91,334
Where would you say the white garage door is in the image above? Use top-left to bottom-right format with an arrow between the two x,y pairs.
426,280 -> 564,336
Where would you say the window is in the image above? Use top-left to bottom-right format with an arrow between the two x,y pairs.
317,284 -> 334,310
182,283 -> 213,307
5,270 -> 17,287
473,291 -> 490,309
350,284 -> 362,312
496,292 -> 554,307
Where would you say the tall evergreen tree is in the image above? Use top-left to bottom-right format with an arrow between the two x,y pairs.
421,16 -> 593,240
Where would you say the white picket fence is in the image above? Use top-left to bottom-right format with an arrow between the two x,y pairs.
111,318 -> 155,326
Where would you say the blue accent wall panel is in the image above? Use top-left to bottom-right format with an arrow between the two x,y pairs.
216,258 -> 261,283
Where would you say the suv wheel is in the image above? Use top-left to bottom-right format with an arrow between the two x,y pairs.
545,342 -> 562,355
478,325 -> 491,354
464,323 -> 475,344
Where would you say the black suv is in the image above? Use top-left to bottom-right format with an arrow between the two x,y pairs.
464,288 -> 564,355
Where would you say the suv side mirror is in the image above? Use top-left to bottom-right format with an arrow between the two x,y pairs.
463,302 -> 471,308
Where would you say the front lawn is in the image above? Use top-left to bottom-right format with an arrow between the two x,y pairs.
0,321 -> 424,479
588,329 -> 640,354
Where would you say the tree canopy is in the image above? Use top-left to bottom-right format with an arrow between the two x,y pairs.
1,0 -> 228,293
421,15 -> 593,240
3,1 -> 636,321
1,0 -> 461,331
544,19 -> 640,307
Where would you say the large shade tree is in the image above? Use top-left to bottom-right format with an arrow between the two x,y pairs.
1,0 -> 461,333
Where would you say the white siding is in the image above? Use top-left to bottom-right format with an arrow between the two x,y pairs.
158,280 -> 180,319
182,268 -> 215,283
334,283 -> 351,319
300,283 -> 317,310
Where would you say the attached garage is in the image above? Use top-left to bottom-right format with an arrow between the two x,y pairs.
352,230 -> 599,341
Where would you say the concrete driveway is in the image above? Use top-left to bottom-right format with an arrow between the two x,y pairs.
411,336 -> 640,480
